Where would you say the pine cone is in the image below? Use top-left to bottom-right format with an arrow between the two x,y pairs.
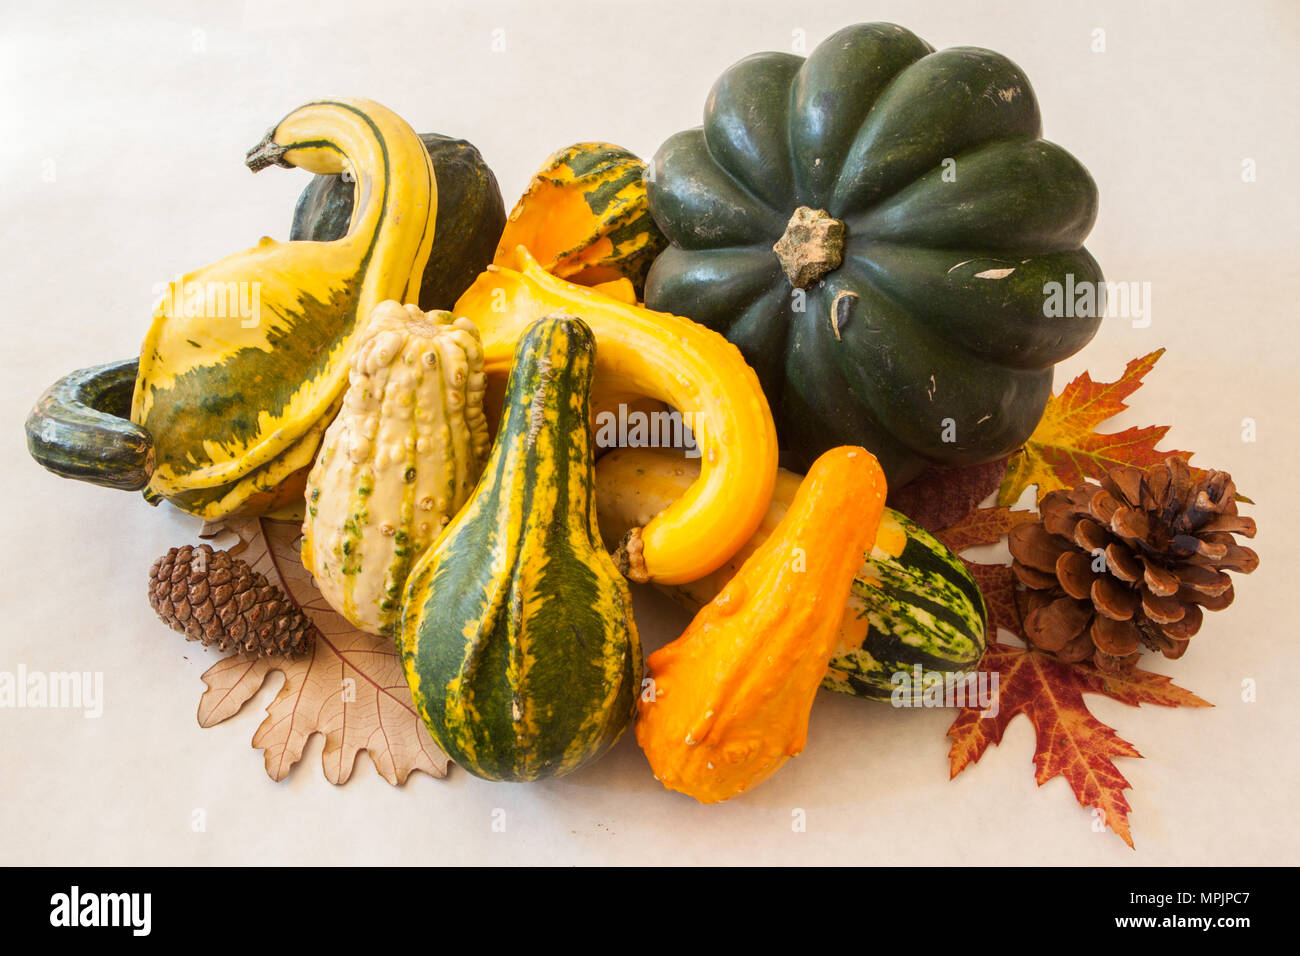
1008,457 -> 1258,674
148,544 -> 316,657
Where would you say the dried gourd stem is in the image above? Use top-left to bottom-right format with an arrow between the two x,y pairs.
616,527 -> 649,582
244,127 -> 293,172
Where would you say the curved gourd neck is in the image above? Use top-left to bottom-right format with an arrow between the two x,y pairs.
249,98 -> 435,297
495,320 -> 598,526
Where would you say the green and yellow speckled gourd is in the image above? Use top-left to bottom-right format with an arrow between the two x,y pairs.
399,315 -> 641,782
26,359 -> 155,491
300,301 -> 490,636
130,97 -> 438,519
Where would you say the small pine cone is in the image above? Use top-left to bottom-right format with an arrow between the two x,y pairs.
148,544 -> 316,657
1009,457 -> 1258,675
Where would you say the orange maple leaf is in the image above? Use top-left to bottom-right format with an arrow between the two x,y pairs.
997,349 -> 1193,505
950,560 -> 1211,848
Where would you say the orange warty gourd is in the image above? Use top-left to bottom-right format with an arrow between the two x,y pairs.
635,446 -> 887,803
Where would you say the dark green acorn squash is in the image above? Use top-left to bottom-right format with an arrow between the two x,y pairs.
292,133 -> 506,311
644,22 -> 1104,487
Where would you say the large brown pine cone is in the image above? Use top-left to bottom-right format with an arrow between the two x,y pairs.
1008,457 -> 1257,674
148,544 -> 316,657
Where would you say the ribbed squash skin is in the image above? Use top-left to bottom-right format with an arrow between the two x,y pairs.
131,98 -> 437,519
301,302 -> 490,636
26,359 -> 154,491
400,316 -> 641,781
495,143 -> 666,297
292,133 -> 505,311
644,22 -> 1102,487
595,448 -> 985,700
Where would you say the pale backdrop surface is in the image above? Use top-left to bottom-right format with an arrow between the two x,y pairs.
1,0 -> 1296,864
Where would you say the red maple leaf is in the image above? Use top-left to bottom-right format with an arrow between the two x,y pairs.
963,560 -> 1022,638
932,506 -> 1038,555
888,456 -> 1009,532
949,560 -> 1211,848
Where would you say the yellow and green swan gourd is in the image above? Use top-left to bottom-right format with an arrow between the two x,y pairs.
131,98 -> 438,519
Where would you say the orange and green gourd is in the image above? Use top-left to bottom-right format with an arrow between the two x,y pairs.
495,142 -> 666,298
596,447 -> 986,701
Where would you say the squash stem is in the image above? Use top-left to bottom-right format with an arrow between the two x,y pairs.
245,128 -> 292,172
773,206 -> 845,288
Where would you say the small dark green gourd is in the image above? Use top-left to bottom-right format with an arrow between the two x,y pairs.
292,133 -> 506,311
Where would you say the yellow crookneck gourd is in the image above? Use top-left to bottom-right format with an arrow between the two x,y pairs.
454,248 -> 778,586
635,446 -> 887,803
300,302 -> 490,636
131,98 -> 437,519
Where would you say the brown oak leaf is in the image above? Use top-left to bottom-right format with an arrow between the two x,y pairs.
195,517 -> 448,786
949,559 -> 1210,848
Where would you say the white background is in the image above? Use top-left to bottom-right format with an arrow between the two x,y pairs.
1,0 -> 1297,864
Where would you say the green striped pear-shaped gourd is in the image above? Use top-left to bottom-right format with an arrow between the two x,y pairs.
399,315 -> 642,782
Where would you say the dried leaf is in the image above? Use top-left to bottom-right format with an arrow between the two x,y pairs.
888,456 -> 1009,532
933,507 -> 1038,554
1076,664 -> 1211,710
963,560 -> 1023,638
998,350 -> 1195,506
948,643 -> 1141,847
949,556 -> 1210,848
196,517 -> 448,786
